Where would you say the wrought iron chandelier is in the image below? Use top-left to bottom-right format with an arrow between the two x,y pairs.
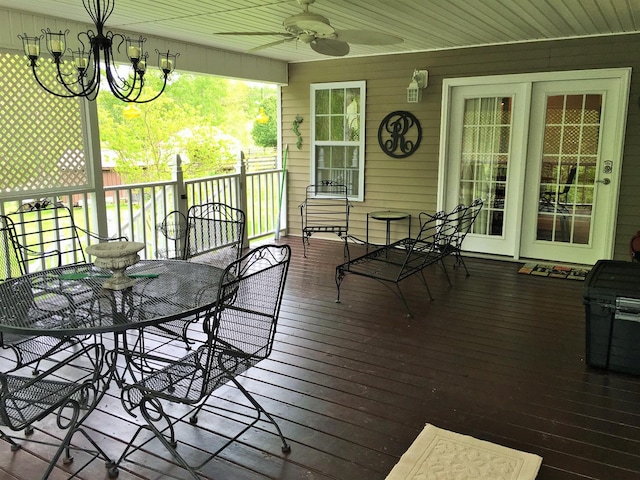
18,0 -> 178,103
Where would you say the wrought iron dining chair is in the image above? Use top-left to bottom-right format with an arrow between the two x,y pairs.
156,210 -> 189,260
146,202 -> 246,349
5,199 -> 127,360
0,215 -> 78,374
0,342 -> 113,479
113,244 -> 291,480
8,200 -> 127,273
184,202 -> 246,266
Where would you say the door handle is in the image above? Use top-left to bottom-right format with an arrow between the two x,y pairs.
596,178 -> 611,185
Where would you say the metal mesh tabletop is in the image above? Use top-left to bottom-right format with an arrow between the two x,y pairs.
0,260 -> 224,336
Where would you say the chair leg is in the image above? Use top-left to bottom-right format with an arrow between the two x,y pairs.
439,259 -> 452,286
335,267 -> 345,303
112,397 -> 192,480
416,271 -> 433,302
38,398 -> 114,479
186,374 -> 291,462
392,284 -> 413,318
230,376 -> 291,453
115,385 -> 290,480
456,254 -> 470,276
0,428 -> 21,451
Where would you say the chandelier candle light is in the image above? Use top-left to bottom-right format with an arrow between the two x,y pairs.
18,0 -> 178,103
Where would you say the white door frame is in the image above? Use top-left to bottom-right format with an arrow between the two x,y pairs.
438,68 -> 630,262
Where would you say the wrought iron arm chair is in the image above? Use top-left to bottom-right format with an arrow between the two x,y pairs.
146,202 -> 246,350
8,200 -> 127,273
0,215 -> 80,375
156,210 -> 189,260
113,244 -> 291,480
299,180 -> 351,257
0,342 -> 113,479
184,202 -> 246,266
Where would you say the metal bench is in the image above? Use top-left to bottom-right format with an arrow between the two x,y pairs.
299,181 -> 350,257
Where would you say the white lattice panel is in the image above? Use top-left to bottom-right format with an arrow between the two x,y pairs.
0,51 -> 88,197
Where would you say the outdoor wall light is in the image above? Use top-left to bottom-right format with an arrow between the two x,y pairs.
18,0 -> 178,103
406,69 -> 428,103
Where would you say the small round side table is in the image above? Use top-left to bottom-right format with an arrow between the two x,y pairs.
366,210 -> 411,246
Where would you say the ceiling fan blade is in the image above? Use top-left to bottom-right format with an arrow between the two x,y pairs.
247,37 -> 295,53
311,38 -> 349,57
334,30 -> 404,45
214,31 -> 291,36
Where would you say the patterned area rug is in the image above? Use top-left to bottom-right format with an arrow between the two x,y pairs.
385,424 -> 542,480
518,262 -> 590,280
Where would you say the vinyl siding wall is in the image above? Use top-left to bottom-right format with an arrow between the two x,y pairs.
282,33 -> 640,261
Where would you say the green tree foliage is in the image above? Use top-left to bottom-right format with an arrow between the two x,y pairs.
251,95 -> 277,148
97,73 -> 276,184
176,126 -> 239,178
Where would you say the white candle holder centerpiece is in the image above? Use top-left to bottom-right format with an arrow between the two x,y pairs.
85,241 -> 145,290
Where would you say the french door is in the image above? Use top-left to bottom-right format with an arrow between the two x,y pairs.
440,69 -> 630,264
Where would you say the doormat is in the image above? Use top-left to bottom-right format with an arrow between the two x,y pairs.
518,262 -> 590,280
385,423 -> 542,480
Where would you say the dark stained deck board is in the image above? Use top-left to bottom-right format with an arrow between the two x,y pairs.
1,236 -> 640,479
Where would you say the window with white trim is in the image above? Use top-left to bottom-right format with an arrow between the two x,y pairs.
311,81 -> 365,201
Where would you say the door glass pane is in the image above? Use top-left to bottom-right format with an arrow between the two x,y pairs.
537,94 -> 600,244
459,96 -> 512,236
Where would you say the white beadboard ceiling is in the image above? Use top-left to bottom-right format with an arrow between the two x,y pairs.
1,0 -> 639,63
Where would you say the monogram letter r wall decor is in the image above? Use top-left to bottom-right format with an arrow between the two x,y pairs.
377,111 -> 422,158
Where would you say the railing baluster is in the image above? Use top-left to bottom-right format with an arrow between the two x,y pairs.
0,165 -> 285,262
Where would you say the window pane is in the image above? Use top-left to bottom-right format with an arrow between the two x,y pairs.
346,91 -> 360,140
316,90 -> 329,114
331,115 -> 345,141
330,90 -> 345,114
459,96 -> 513,236
315,116 -> 329,141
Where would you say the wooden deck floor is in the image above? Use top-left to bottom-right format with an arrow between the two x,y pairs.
2,236 -> 640,480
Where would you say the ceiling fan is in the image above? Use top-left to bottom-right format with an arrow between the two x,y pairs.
214,0 -> 403,57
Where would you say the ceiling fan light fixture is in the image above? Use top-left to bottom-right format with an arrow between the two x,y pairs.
284,12 -> 335,35
298,33 -> 316,44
